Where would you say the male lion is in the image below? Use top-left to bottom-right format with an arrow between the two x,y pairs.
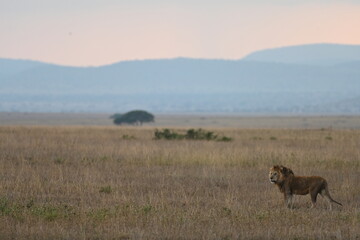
269,165 -> 342,210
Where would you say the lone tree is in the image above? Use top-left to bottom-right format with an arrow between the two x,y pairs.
111,110 -> 154,126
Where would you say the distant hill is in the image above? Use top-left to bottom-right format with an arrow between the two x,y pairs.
243,43 -> 360,65
1,43 -> 360,114
0,58 -> 51,76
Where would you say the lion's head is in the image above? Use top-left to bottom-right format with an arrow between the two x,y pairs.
269,165 -> 294,184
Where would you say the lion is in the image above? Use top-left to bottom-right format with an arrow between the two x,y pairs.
269,165 -> 342,210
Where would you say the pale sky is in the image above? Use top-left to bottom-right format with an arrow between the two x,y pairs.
1,0 -> 359,66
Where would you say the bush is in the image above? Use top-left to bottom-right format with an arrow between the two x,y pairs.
154,128 -> 232,142
99,186 -> 112,194
154,129 -> 183,140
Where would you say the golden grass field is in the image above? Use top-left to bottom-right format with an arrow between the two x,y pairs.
0,124 -> 359,239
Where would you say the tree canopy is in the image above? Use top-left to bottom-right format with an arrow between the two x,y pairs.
112,110 -> 154,125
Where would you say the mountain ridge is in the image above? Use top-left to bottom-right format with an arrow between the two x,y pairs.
243,43 -> 360,65
1,43 -> 360,113
2,43 -> 360,69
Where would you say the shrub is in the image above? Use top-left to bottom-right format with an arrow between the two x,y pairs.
217,136 -> 233,142
122,135 -> 136,140
99,186 -> 112,194
325,136 -> 333,141
154,129 -> 183,140
154,128 -> 232,141
185,129 -> 217,140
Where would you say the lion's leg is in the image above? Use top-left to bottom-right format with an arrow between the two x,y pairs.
285,194 -> 293,209
290,195 -> 295,209
310,191 -> 318,208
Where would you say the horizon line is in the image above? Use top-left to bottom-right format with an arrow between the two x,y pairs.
1,42 -> 359,68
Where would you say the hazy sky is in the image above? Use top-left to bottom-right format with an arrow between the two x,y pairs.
1,0 -> 359,66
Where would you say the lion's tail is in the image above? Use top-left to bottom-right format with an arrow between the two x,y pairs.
324,182 -> 343,206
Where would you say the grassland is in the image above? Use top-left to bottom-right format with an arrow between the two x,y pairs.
0,126 -> 359,239
1,112 -> 360,129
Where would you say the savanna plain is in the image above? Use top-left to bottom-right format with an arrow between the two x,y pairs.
0,122 -> 359,239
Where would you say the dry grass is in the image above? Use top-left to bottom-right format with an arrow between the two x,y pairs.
2,112 -> 360,129
0,126 -> 359,239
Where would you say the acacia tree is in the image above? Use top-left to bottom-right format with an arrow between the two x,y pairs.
112,110 -> 154,126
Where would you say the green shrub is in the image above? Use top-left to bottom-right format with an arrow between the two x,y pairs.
217,136 -> 233,142
54,157 -> 65,165
154,128 -> 232,141
142,205 -> 153,214
185,129 -> 217,140
0,197 -> 11,216
99,185 -> 112,194
122,135 -> 136,140
154,129 -> 184,140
